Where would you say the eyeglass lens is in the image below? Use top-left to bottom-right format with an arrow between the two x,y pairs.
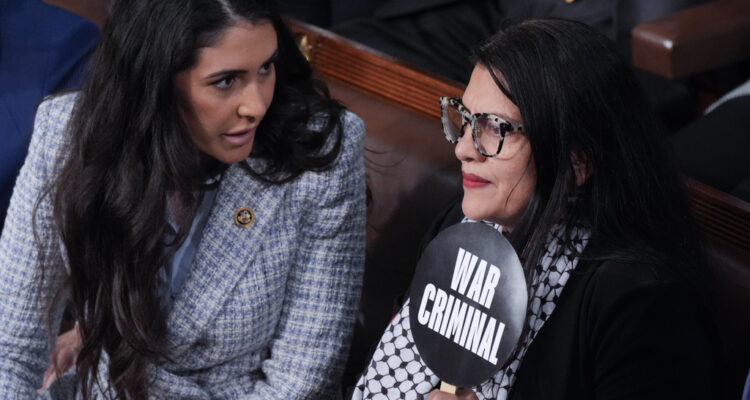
443,104 -> 464,141
443,105 -> 504,156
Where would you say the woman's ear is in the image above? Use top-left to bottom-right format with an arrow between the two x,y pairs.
571,150 -> 591,186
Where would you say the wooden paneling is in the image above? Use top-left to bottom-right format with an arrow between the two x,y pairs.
632,0 -> 750,80
289,20 -> 464,119
289,19 -> 750,264
688,178 -> 750,256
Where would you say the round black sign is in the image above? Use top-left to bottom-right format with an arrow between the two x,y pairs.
409,222 -> 527,388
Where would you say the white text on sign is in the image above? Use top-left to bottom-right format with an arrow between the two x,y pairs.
416,247 -> 506,365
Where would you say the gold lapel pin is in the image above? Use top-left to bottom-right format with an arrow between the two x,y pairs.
234,206 -> 255,228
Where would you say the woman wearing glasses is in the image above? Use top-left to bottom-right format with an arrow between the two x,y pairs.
352,19 -> 714,400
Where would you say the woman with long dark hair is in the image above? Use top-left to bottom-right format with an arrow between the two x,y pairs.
0,0 -> 366,398
353,19 -> 713,399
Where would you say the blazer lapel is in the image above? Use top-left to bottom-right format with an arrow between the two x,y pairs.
165,160 -> 285,354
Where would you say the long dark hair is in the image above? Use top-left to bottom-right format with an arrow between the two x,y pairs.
472,19 -> 702,280
45,0 -> 343,398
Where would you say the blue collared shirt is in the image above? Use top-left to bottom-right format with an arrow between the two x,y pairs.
158,177 -> 220,312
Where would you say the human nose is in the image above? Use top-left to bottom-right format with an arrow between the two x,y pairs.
237,84 -> 269,122
454,124 -> 484,162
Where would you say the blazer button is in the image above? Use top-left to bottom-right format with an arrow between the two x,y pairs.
234,206 -> 255,228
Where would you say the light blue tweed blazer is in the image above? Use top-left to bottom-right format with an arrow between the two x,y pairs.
0,93 -> 367,399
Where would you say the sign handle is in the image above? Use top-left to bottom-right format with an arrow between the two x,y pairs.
439,382 -> 457,394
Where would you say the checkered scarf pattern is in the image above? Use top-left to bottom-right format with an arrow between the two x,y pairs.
352,219 -> 589,399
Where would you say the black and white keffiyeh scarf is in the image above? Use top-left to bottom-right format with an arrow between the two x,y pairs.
352,219 -> 590,400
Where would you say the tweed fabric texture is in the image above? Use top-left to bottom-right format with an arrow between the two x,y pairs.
0,93 -> 367,399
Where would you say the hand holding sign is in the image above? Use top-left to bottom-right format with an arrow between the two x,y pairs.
409,223 -> 527,391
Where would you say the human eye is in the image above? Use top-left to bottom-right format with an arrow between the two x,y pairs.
211,76 -> 236,91
259,50 -> 279,76
258,60 -> 275,76
477,117 -> 507,138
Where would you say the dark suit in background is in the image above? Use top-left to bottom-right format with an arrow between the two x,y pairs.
281,0 -> 707,131
283,0 -> 703,81
332,0 -> 620,83
671,93 -> 750,203
0,0 -> 99,228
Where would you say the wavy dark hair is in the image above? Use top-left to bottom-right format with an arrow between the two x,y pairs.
471,19 -> 703,282
44,0 -> 343,398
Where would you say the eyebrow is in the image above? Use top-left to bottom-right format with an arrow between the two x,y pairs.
204,48 -> 279,80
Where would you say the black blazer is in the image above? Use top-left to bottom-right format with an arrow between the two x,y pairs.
421,201 -> 716,399
511,257 -> 715,399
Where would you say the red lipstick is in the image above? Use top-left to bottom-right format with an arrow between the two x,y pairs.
462,172 -> 490,188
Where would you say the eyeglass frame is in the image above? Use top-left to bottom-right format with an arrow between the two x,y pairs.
439,96 -> 524,158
